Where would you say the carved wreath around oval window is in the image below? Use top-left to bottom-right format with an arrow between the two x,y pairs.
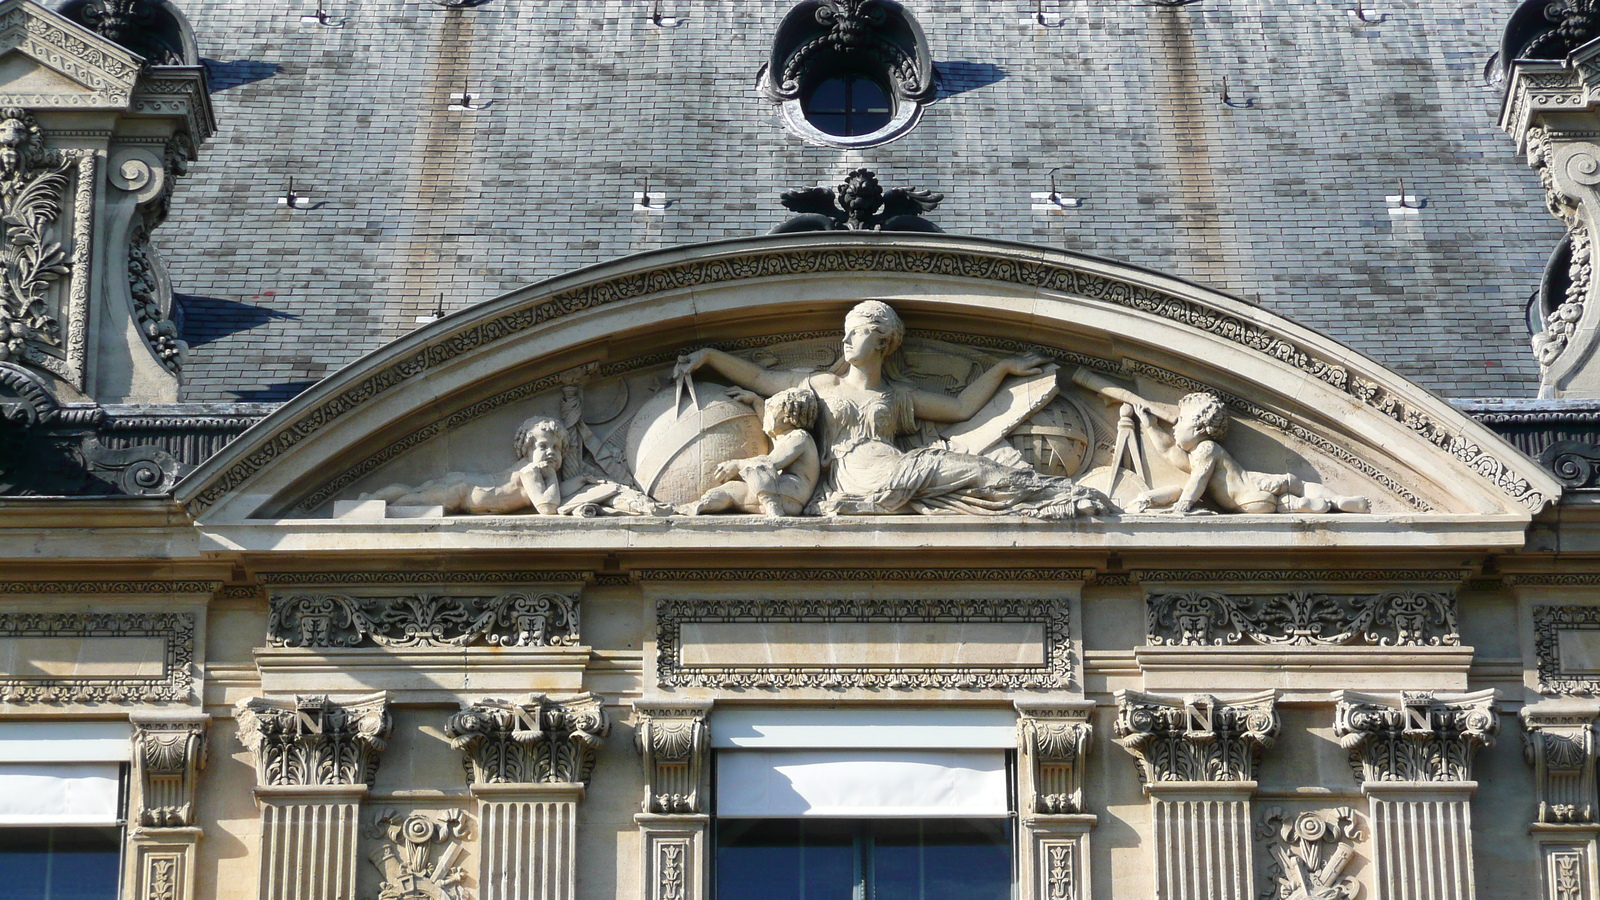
761,0 -> 936,148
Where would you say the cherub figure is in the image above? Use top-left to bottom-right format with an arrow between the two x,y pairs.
676,386 -> 821,518
361,416 -> 571,514
1131,392 -> 1370,515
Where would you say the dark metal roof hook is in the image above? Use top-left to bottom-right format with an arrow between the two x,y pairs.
1034,0 -> 1066,27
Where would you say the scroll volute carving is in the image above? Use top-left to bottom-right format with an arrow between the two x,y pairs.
446,692 -> 610,786
1521,702 -> 1600,824
234,693 -> 392,788
1113,690 -> 1279,785
131,713 -> 209,827
1333,690 -> 1499,784
1017,702 -> 1092,815
634,703 -> 711,815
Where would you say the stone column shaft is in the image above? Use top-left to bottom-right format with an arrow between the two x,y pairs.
234,693 -> 391,900
1115,691 -> 1278,900
126,712 -> 209,900
1150,784 -> 1256,900
474,783 -> 583,900
1365,784 -> 1476,900
256,785 -> 366,900
1334,690 -> 1497,900
633,702 -> 712,900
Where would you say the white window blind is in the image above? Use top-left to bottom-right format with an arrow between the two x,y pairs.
711,707 -> 1016,749
716,749 -> 1008,818
0,763 -> 122,825
0,721 -> 129,825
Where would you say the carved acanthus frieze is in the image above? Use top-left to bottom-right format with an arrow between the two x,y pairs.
1018,703 -> 1092,815
1522,703 -> 1600,825
634,703 -> 710,815
266,590 -> 580,650
1256,807 -> 1363,900
1114,690 -> 1279,785
366,809 -> 474,900
234,693 -> 392,788
131,714 -> 208,828
446,693 -> 609,786
1333,690 -> 1498,784
1146,589 -> 1459,648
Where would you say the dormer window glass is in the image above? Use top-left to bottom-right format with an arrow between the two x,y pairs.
802,74 -> 894,137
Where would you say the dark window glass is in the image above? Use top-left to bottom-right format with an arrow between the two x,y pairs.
0,827 -> 122,900
802,75 -> 893,137
716,819 -> 1010,900
0,826 -> 123,896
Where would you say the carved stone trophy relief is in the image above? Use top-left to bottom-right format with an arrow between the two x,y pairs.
0,108 -> 87,386
343,299 -> 1388,519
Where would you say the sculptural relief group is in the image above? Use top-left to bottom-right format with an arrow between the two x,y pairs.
358,301 -> 1372,519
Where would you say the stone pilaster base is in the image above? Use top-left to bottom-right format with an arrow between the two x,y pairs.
1146,782 -> 1257,900
1019,813 -> 1096,900
254,784 -> 366,900
473,782 -> 585,900
1532,824 -> 1600,900
1364,781 -> 1477,900
127,826 -> 202,900
636,814 -> 708,900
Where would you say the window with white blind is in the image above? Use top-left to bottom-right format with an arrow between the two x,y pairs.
711,709 -> 1015,900
0,721 -> 129,900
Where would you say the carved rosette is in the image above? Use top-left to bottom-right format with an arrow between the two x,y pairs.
131,714 -> 208,828
446,693 -> 609,786
1146,589 -> 1459,647
234,693 -> 392,788
1522,703 -> 1600,825
267,589 -> 581,649
1114,690 -> 1279,785
1255,807 -> 1363,900
1333,690 -> 1498,784
634,703 -> 710,814
1018,703 -> 1093,814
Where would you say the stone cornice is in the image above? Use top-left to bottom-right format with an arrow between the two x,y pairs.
0,0 -> 142,109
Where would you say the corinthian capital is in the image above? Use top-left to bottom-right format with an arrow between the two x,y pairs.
1333,690 -> 1498,784
130,712 -> 209,827
234,693 -> 391,788
1522,700 -> 1600,825
1114,690 -> 1278,785
633,701 -> 711,814
1017,701 -> 1093,814
446,692 -> 610,786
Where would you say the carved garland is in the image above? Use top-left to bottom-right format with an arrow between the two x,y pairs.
656,596 -> 1072,690
1146,589 -> 1459,648
0,611 -> 194,703
186,246 -> 1549,515
266,590 -> 580,650
1535,605 -> 1600,694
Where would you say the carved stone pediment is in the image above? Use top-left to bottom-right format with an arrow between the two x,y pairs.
0,0 -> 141,108
179,235 -> 1560,530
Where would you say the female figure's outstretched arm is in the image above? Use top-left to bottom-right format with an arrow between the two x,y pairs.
674,348 -> 807,397
912,353 -> 1051,423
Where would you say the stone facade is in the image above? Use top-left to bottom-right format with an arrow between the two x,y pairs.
2,2 -> 1600,900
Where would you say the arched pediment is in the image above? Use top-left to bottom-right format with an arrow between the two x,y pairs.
177,233 -> 1560,548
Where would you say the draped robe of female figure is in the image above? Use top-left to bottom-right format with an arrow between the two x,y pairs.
802,373 -> 1105,519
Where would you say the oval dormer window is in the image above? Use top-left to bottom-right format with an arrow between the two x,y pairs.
762,0 -> 936,149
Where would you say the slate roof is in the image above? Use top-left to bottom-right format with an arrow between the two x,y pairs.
161,0 -> 1556,402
